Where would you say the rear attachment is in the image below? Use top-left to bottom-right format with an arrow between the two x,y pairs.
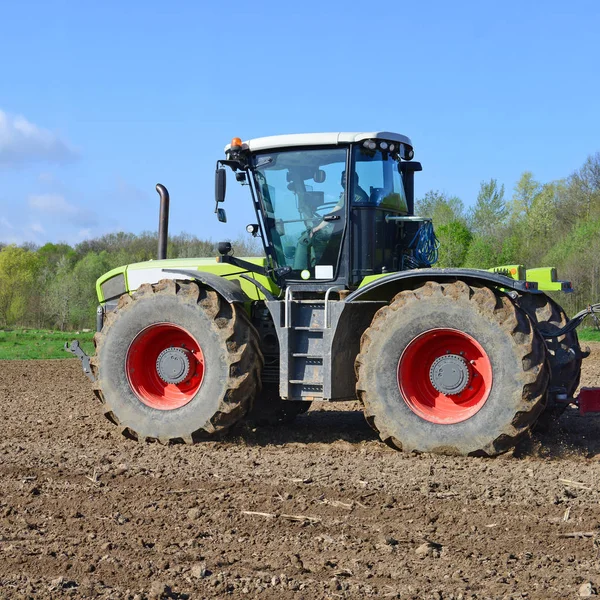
578,388 -> 600,416
539,303 -> 600,340
556,386 -> 600,416
64,340 -> 95,382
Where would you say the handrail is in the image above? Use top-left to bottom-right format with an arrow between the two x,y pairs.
324,286 -> 344,328
284,287 -> 294,328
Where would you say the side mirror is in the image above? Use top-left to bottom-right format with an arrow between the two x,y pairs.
218,241 -> 232,255
215,168 -> 227,203
217,208 -> 227,223
398,161 -> 423,174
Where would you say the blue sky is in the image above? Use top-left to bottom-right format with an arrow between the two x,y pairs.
1,0 -> 599,246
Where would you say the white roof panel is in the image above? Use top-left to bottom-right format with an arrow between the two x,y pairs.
225,131 -> 413,153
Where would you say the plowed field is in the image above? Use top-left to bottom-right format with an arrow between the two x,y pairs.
2,344 -> 600,599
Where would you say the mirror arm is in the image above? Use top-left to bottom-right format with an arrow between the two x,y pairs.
217,159 -> 246,172
217,254 -> 268,276
238,274 -> 276,301
218,255 -> 291,288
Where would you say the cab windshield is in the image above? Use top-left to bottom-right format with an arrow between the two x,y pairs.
252,148 -> 347,280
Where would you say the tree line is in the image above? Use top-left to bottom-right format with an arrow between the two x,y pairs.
0,151 -> 598,330
0,233 -> 261,331
416,152 -> 600,316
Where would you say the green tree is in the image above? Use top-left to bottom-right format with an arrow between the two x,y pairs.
510,172 -> 541,221
0,245 -> 40,326
436,221 -> 473,267
45,256 -> 74,331
556,153 -> 600,233
416,191 -> 466,226
29,243 -> 77,327
470,179 -> 507,238
520,181 -> 563,264
463,236 -> 500,269
69,251 -> 113,328
45,252 -> 113,330
543,217 -> 600,314
496,231 -> 522,265
37,242 -> 77,269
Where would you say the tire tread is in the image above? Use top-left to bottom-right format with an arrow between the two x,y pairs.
91,279 -> 262,443
356,281 -> 548,456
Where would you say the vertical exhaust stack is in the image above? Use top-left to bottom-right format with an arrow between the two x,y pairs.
156,183 -> 170,260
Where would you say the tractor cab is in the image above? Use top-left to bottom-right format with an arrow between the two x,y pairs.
215,132 -> 427,289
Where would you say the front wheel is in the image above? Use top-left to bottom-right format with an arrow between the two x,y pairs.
355,281 -> 549,456
91,279 -> 262,443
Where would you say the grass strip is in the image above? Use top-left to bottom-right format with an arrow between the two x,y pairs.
0,328 -> 95,360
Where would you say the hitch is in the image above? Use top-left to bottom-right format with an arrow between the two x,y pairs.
64,340 -> 95,382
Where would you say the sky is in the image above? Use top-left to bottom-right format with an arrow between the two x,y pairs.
1,0 -> 599,246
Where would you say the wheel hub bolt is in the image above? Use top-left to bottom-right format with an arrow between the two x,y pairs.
429,354 -> 471,396
156,347 -> 192,385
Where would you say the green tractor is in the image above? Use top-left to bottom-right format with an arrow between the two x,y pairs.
74,132 -> 590,456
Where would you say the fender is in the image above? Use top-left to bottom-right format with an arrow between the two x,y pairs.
161,269 -> 250,303
345,268 -> 540,303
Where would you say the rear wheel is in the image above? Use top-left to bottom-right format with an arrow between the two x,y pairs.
356,281 -> 548,456
516,293 -> 583,397
516,293 -> 586,429
91,279 -> 262,443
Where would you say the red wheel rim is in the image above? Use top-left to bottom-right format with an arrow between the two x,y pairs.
398,328 -> 492,424
126,323 -> 205,410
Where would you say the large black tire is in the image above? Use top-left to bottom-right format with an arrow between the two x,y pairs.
516,293 -> 585,428
516,293 -> 583,397
355,281 -> 549,456
246,384 -> 311,426
91,279 -> 262,443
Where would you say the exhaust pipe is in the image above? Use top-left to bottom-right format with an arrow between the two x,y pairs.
156,183 -> 169,260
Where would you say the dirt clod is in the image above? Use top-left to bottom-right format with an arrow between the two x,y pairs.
580,581 -> 598,597
415,541 -> 442,558
149,581 -> 171,599
190,563 -> 208,579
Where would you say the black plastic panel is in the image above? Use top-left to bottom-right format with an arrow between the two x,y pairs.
346,268 -> 540,303
101,273 -> 126,301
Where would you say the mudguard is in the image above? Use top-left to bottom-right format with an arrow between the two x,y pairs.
346,268 -> 540,303
161,269 -> 250,304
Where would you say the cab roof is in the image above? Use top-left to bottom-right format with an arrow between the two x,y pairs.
225,132 -> 413,153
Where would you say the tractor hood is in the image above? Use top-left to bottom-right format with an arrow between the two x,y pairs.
96,257 -> 278,304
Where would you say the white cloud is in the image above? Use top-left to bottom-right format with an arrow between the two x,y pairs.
0,216 -> 14,229
28,193 -> 98,228
0,109 -> 77,167
0,214 -> 48,244
29,193 -> 73,213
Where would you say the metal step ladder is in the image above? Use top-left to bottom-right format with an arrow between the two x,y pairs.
283,286 -> 342,400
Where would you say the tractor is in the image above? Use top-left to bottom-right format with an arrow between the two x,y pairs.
71,131 -> 593,456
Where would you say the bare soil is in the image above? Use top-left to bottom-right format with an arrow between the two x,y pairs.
2,345 -> 600,599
